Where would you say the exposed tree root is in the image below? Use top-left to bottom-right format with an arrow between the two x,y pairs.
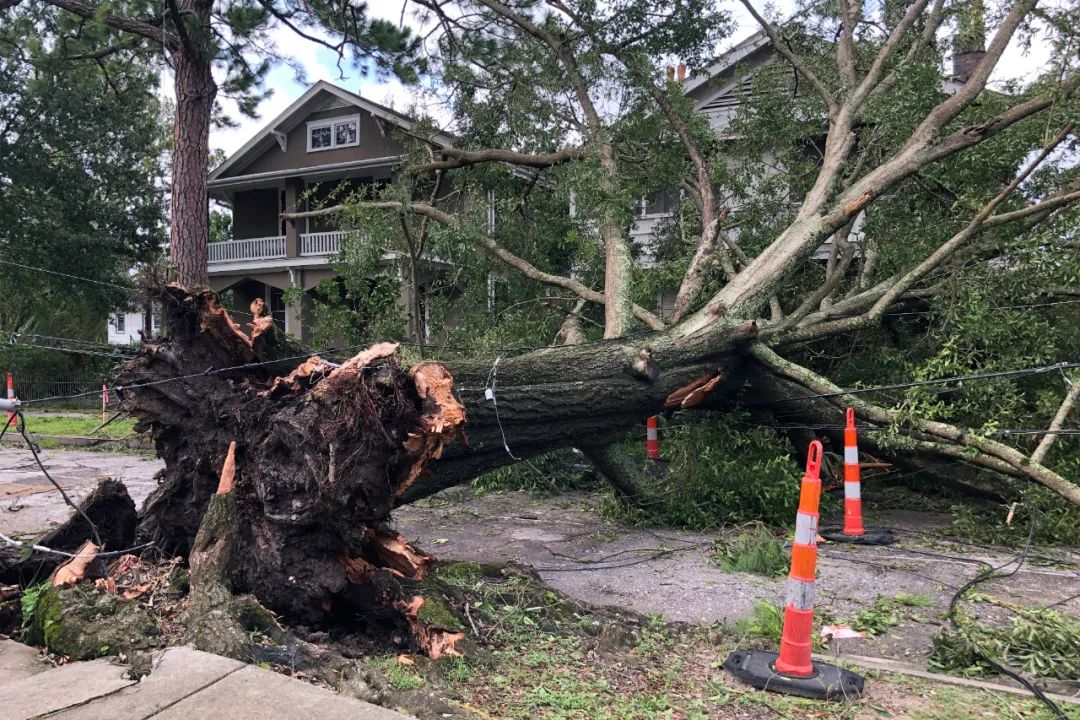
0,478 -> 137,585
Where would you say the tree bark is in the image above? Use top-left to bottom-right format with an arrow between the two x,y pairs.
169,0 -> 215,287
116,285 -> 1080,652
118,286 -> 752,630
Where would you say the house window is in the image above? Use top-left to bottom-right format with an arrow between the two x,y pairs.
310,125 -> 332,150
152,312 -> 161,331
307,115 -> 360,152
640,188 -> 678,217
114,314 -> 125,332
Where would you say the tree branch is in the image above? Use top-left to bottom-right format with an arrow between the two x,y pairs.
281,202 -> 666,330
737,0 -> 838,116
869,122 -> 1074,318
1031,374 -> 1080,465
42,0 -> 175,49
406,146 -> 587,174
750,344 -> 1080,506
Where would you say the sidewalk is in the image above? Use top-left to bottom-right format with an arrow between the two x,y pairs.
2,640 -> 415,720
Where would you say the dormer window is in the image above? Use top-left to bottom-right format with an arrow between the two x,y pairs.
307,115 -> 360,152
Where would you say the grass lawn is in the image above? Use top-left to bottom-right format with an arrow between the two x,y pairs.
16,413 -> 137,439
343,564 -> 1080,720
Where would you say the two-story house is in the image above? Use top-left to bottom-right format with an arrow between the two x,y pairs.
204,81 -> 456,341
203,47 -> 793,341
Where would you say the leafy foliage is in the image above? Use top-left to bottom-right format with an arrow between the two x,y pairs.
931,598 -> 1080,680
712,525 -> 788,577
847,594 -> 934,636
0,3 -> 166,362
19,583 -> 48,637
473,450 -> 598,495
951,492 -> 1080,547
614,412 -> 804,529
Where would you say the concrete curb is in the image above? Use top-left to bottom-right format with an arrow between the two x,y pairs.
0,434 -> 150,450
813,652 -> 1080,706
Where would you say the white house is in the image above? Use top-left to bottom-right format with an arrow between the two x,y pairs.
106,305 -> 161,345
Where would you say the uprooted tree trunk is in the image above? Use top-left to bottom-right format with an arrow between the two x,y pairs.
119,286 -> 1078,653
119,286 -> 750,650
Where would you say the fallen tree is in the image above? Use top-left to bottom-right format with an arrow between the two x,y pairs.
110,0 -> 1079,653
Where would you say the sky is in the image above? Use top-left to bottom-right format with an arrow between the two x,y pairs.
201,0 -> 1059,158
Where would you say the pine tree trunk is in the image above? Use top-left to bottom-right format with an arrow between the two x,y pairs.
169,3 -> 215,287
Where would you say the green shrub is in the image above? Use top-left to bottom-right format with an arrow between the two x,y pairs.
473,449 -> 598,495
611,411 -> 807,529
713,525 -> 788,577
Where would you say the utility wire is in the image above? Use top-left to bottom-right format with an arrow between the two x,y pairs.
13,413 -> 102,546
733,418 -> 1080,437
0,531 -> 153,560
0,259 -> 137,292
760,361 -> 1080,405
12,342 -> 130,360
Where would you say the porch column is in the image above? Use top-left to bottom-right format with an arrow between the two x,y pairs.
285,268 -> 303,340
284,177 -> 303,258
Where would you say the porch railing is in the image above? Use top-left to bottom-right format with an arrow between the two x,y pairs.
208,236 -> 286,264
300,231 -> 354,257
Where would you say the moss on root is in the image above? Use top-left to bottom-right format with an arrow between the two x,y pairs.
27,585 -> 161,660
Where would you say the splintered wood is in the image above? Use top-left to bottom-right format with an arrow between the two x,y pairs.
399,362 -> 467,497
217,441 -> 237,495
263,356 -> 332,397
396,595 -> 465,659
197,291 -> 256,352
51,540 -> 99,587
248,298 -> 275,339
338,342 -> 400,372
370,529 -> 434,579
664,371 -> 725,409
264,342 -> 401,398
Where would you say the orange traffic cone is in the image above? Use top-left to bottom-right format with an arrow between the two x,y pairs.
775,440 -> 823,676
821,408 -> 895,546
646,416 -> 660,461
842,408 -> 865,536
5,372 -> 16,430
724,440 -> 864,700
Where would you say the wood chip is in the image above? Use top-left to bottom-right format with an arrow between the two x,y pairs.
51,540 -> 99,587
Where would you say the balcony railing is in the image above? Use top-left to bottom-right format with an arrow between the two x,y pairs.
300,231 -> 354,257
208,236 -> 286,264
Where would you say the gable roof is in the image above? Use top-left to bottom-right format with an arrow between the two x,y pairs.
681,31 -> 772,96
208,80 -> 455,181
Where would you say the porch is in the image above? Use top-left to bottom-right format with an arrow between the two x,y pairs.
207,231 -> 358,266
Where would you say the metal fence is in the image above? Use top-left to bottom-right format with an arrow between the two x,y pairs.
7,373 -> 112,410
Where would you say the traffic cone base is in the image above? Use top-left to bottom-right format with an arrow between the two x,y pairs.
723,650 -> 865,701
819,526 -> 896,545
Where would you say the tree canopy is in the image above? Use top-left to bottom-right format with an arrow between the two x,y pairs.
288,0 -> 1080,507
0,2 -> 167,369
